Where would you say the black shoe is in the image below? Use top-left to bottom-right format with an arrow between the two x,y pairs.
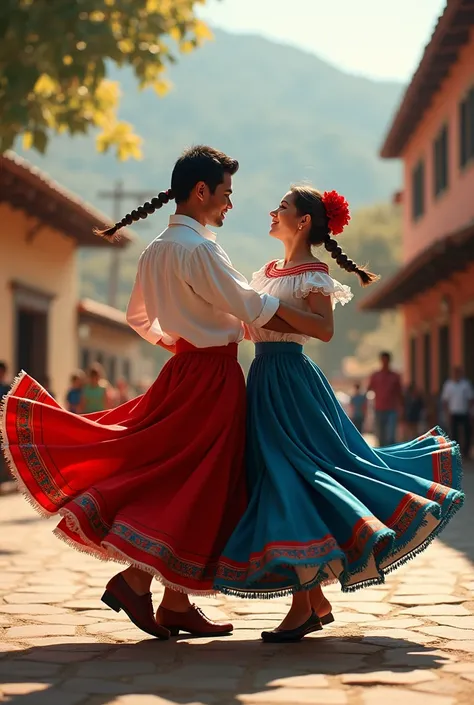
320,612 -> 335,626
261,611 -> 322,643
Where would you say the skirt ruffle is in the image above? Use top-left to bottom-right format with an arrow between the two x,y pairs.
1,344 -> 247,595
214,342 -> 464,598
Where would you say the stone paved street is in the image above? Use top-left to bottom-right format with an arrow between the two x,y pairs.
0,471 -> 473,705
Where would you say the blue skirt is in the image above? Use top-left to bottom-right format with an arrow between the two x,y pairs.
215,342 -> 464,597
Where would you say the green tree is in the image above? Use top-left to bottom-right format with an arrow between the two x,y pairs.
0,0 -> 212,158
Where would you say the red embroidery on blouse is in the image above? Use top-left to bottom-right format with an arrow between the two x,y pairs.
265,260 -> 329,278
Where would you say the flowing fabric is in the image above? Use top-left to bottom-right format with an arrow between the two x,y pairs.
1,342 -> 247,595
215,342 -> 464,597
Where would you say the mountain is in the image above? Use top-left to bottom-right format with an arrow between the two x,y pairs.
13,28 -> 405,377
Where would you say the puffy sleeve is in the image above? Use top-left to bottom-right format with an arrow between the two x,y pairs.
295,271 -> 353,307
249,263 -> 269,292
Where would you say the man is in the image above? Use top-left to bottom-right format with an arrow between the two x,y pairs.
112,146 -> 301,637
2,145 -> 299,642
441,367 -> 473,458
368,351 -> 402,447
350,383 -> 367,434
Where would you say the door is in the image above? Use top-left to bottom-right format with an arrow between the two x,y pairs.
15,308 -> 48,383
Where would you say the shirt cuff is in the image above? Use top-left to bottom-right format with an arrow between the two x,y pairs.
251,294 -> 280,328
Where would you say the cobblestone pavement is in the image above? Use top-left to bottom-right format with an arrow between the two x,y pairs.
0,471 -> 473,705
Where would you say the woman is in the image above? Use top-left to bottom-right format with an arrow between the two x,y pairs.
80,363 -> 111,414
214,186 -> 464,642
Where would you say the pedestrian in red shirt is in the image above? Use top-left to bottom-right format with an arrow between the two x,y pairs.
368,351 -> 402,446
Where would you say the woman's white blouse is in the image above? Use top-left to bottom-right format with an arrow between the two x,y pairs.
247,260 -> 353,344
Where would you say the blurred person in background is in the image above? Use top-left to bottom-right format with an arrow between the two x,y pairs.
0,362 -> 12,484
0,361 -> 9,398
115,377 -> 132,406
403,384 -> 425,441
350,382 -> 367,434
80,363 -> 111,413
441,367 -> 474,459
66,370 -> 85,414
368,351 -> 402,446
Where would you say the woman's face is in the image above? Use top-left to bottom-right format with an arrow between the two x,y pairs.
269,191 -> 305,241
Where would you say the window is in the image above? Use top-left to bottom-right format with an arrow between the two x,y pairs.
463,315 -> 474,384
438,325 -> 450,390
459,86 -> 474,168
412,160 -> 425,220
123,358 -> 131,382
423,332 -> 431,394
108,356 -> 117,384
433,124 -> 449,196
80,348 -> 90,372
410,337 -> 417,386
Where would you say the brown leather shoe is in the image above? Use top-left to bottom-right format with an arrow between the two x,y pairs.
156,604 -> 233,637
102,573 -> 170,640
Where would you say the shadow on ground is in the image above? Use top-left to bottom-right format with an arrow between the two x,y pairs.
0,636 -> 453,704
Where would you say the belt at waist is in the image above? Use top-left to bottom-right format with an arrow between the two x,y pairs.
255,342 -> 303,356
175,340 -> 238,358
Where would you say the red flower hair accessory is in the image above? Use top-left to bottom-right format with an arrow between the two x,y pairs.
322,190 -> 351,236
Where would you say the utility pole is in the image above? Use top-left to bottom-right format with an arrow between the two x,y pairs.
97,180 -> 156,308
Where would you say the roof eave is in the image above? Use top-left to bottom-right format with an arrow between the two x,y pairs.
380,0 -> 473,159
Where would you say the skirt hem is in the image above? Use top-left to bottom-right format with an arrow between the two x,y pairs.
215,488 -> 464,599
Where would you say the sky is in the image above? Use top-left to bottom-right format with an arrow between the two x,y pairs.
198,0 -> 447,82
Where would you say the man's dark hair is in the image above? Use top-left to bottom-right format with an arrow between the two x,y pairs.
380,351 -> 391,361
0,361 -> 6,372
94,145 -> 239,241
171,146 -> 238,203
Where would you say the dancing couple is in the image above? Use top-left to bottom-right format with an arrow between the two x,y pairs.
0,146 -> 463,643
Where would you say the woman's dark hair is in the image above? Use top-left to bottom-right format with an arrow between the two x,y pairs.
291,185 -> 379,287
94,145 -> 239,241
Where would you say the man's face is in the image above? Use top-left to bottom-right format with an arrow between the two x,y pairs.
203,172 -> 233,228
380,354 -> 390,370
0,366 -> 6,382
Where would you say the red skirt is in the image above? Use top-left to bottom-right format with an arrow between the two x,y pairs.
0,341 -> 247,594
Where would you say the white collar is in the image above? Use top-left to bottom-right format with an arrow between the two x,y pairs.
169,214 -> 216,242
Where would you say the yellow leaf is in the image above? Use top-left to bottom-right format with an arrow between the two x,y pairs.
95,80 -> 120,107
90,11 -> 105,22
194,20 -> 213,42
179,40 -> 194,55
153,78 -> 172,97
63,55 -> 73,66
96,133 -> 111,153
118,39 -> 134,54
22,132 -> 33,150
169,27 -> 182,42
34,74 -> 56,96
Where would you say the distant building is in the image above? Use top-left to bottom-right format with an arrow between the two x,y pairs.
361,2 -> 474,402
78,299 -> 154,389
0,152 -> 132,401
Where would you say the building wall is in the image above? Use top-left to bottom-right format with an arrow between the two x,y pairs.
402,263 -> 474,393
0,204 -> 78,402
401,31 -> 474,263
